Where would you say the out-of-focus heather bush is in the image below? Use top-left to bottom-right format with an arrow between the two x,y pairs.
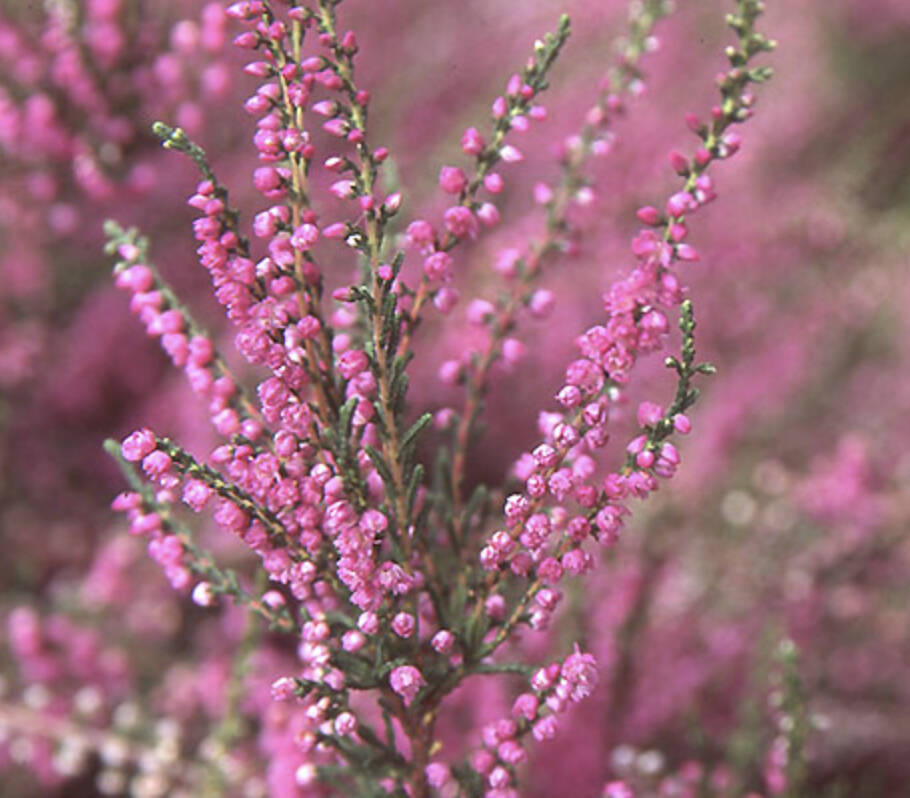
0,0 -> 908,796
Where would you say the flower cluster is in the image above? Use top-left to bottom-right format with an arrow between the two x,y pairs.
98,1 -> 775,795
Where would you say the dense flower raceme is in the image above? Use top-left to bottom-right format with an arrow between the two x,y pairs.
5,0 -> 910,796
101,1 -> 776,796
0,0 -> 248,593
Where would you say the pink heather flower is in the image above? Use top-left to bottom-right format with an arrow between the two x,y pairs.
129,512 -> 162,536
191,581 -> 216,607
560,646 -> 598,702
694,173 -> 717,203
391,612 -> 415,638
636,205 -> 661,225
637,401 -> 664,427
556,385 -> 582,409
501,338 -> 526,367
561,548 -> 593,576
322,116 -> 351,138
531,663 -> 560,692
595,505 -> 625,542
666,190 -> 698,217
433,286 -> 459,313
334,711 -> 357,736
406,219 -> 436,250
660,442 -> 680,465
338,349 -> 369,379
121,428 -> 157,461
673,413 -> 692,434
529,289 -> 555,318
423,251 -> 453,282
490,530 -> 515,555
253,166 -> 283,194
389,665 -> 425,706
322,222 -> 347,239
444,205 -> 479,239
512,692 -> 539,721
531,715 -> 558,741
426,762 -> 450,789
431,629 -> 455,654
439,360 -> 462,385
329,179 -> 356,199
498,740 -> 527,765
270,676 -> 297,701
477,202 -> 500,227
311,99 -> 337,117
504,493 -> 529,523
295,765 -> 317,788
439,165 -> 468,194
461,126 -> 484,154
480,545 -> 501,570
494,247 -> 521,277
489,766 -> 511,789
141,450 -> 172,478
111,491 -> 142,512
357,611 -> 379,635
718,131 -> 741,157
262,591 -> 286,609
533,182 -> 554,205
669,149 -> 690,173
291,223 -> 320,250
471,749 -> 495,775
485,594 -> 506,620
499,144 -> 523,163
538,557 -> 564,584
467,299 -> 495,326
342,629 -> 365,652
484,172 -> 504,193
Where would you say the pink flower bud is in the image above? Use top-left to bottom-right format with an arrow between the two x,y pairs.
122,428 -> 157,461
637,401 -> 664,427
484,172 -> 504,194
329,179 -> 355,199
439,165 -> 468,194
389,665 -> 425,706
529,289 -> 555,318
673,414 -> 692,434
534,182 -> 554,205
461,126 -> 485,154
500,144 -> 523,163
431,630 -> 455,654
668,149 -> 690,173
391,612 -> 415,638
636,205 -> 661,225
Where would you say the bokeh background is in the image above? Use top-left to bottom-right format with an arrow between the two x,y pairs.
1,0 -> 909,795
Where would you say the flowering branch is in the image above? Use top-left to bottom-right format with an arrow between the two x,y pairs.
98,1 -> 776,796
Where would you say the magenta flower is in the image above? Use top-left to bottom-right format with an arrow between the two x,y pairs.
389,665 -> 426,706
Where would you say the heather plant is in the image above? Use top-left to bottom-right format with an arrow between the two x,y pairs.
6,0 -> 910,796
100,0 -> 777,794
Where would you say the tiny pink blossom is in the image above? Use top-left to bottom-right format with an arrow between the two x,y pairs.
391,612 -> 415,638
637,401 -> 664,427
389,665 -> 425,706
439,165 -> 468,195
121,428 -> 157,462
461,126 -> 485,154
